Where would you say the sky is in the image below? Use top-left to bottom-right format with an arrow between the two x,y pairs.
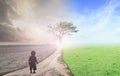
63,0 -> 120,45
0,0 -> 64,43
0,0 -> 120,45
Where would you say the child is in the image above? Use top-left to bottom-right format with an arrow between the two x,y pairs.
28,51 -> 38,73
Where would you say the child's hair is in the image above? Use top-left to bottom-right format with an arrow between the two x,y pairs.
31,50 -> 36,56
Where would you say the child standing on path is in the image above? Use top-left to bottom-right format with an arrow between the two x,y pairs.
29,51 -> 38,73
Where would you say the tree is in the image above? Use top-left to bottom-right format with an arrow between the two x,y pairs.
49,21 -> 78,44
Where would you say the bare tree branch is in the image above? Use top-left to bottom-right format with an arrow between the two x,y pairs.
48,21 -> 78,43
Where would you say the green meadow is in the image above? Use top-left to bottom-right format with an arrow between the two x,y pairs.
63,45 -> 120,76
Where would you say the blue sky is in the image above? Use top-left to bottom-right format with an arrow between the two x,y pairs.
63,0 -> 120,45
65,0 -> 108,14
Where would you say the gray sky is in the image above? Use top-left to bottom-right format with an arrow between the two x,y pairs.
0,0 -> 65,43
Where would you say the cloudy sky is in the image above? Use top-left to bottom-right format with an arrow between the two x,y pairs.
0,0 -> 64,43
0,0 -> 120,45
63,0 -> 120,45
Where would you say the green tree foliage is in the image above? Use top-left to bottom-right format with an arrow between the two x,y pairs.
49,21 -> 78,42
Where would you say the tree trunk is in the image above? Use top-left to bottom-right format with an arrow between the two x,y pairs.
58,37 -> 62,50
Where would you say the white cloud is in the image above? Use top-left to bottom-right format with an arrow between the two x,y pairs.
91,0 -> 120,31
112,28 -> 120,34
66,0 -> 120,45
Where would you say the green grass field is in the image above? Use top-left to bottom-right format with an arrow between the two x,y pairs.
63,46 -> 120,76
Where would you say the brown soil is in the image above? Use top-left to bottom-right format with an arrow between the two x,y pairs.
4,50 -> 73,76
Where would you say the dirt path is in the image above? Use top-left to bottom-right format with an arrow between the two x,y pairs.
4,49 -> 73,76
